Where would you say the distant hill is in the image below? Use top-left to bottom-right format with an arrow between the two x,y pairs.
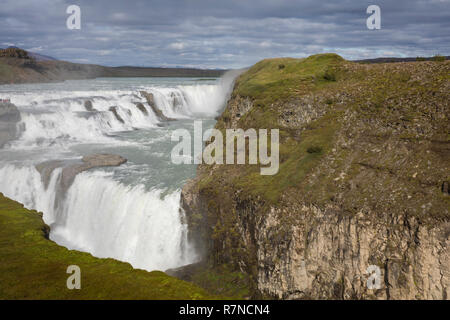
0,47 -> 226,85
2,46 -> 56,61
27,52 -> 57,61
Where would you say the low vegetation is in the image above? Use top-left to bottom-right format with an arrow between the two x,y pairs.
183,54 -> 449,296
0,193 -> 217,299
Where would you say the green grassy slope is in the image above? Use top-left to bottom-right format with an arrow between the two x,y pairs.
0,193 -> 216,300
183,54 -> 449,295
203,54 -> 450,209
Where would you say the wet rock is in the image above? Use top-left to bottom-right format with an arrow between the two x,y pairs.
61,154 -> 127,190
135,102 -> 148,116
140,91 -> 175,121
37,154 -> 127,192
35,160 -> 64,189
84,100 -> 97,112
170,92 -> 183,109
109,106 -> 125,124
0,102 -> 21,148
0,102 -> 21,122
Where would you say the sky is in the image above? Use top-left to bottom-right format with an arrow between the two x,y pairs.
1,0 -> 449,69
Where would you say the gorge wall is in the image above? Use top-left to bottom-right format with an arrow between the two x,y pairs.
181,54 -> 450,299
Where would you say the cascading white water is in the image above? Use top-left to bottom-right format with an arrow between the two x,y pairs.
5,77 -> 235,149
0,164 -> 194,271
52,172 -> 193,271
0,72 -> 239,271
0,163 -> 60,219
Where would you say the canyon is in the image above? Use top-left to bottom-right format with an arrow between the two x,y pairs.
180,54 -> 450,299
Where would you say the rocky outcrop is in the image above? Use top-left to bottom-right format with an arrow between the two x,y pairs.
0,102 -> 21,148
135,102 -> 149,116
36,154 -> 127,191
109,106 -> 125,124
140,91 -> 175,121
0,48 -> 32,59
181,55 -> 450,299
84,100 -> 97,112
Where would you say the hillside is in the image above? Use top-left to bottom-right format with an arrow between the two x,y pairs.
181,54 -> 450,299
0,193 -> 216,299
0,48 -> 225,85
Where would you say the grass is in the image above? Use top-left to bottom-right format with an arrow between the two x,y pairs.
187,53 -> 450,293
233,111 -> 340,203
432,54 -> 446,62
0,193 -> 217,300
190,265 -> 249,299
0,62 -> 15,82
169,263 -> 250,299
233,53 -> 345,107
210,53 -> 346,203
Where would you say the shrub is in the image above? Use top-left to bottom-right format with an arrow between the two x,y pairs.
432,54 -> 445,62
323,69 -> 337,81
307,146 -> 323,154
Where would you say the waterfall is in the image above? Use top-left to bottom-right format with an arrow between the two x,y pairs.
0,72 -> 240,271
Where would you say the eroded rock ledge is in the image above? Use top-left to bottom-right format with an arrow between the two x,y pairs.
36,154 -> 127,191
140,91 -> 175,121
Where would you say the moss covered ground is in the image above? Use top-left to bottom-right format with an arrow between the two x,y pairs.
0,193 -> 217,299
210,54 -> 347,203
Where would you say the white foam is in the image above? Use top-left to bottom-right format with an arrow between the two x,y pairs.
6,75 -> 236,149
0,164 -> 196,271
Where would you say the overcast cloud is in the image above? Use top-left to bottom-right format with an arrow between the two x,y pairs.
1,0 -> 449,68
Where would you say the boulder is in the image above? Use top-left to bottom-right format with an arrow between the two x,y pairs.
109,106 -> 125,124
84,100 -> 97,112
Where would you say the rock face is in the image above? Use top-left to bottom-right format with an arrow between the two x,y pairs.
0,102 -> 21,148
135,102 -> 149,116
36,154 -> 127,191
109,106 -> 125,124
140,91 -> 175,121
84,100 -> 97,112
181,55 -> 450,299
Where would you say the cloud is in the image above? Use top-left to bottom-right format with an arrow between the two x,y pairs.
0,0 -> 448,68
168,42 -> 186,50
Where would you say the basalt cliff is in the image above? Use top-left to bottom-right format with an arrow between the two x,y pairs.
181,54 -> 450,299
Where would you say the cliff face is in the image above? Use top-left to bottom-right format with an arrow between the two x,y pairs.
181,54 -> 450,299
